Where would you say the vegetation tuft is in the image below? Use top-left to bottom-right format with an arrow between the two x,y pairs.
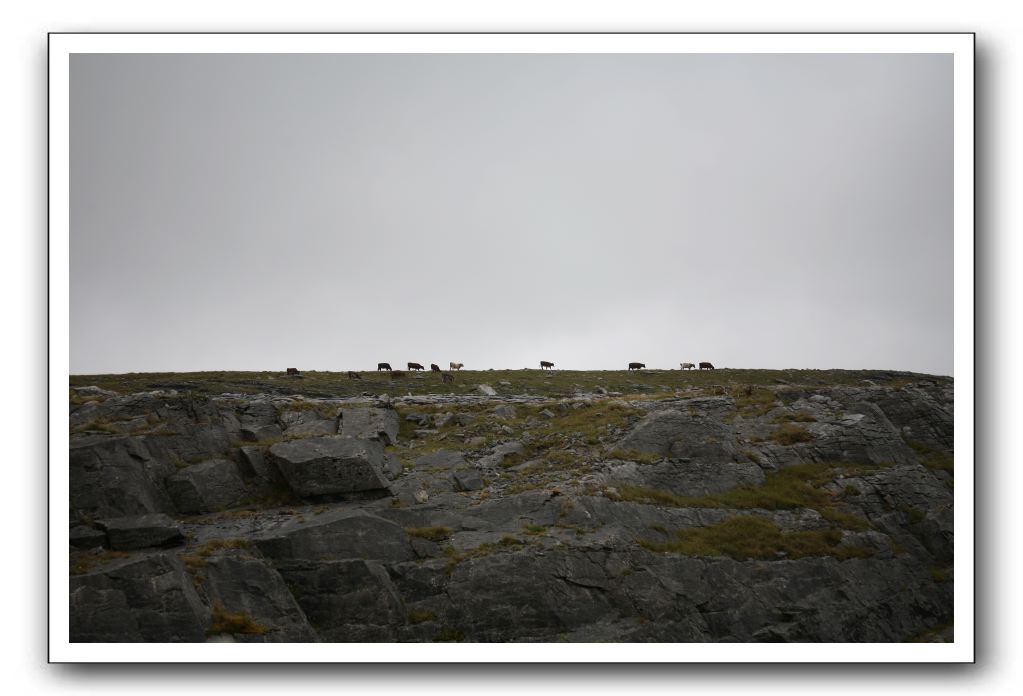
769,423 -> 814,445
639,515 -> 874,561
208,603 -> 268,636
406,526 -> 454,542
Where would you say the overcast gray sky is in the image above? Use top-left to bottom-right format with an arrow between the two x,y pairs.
70,52 -> 953,375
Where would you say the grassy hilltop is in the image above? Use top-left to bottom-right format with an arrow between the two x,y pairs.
69,367 -> 937,400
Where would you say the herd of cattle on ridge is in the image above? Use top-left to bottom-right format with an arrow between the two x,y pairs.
284,361 -> 715,380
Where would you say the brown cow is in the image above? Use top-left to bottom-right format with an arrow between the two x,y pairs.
377,363 -> 392,371
430,363 -> 441,372
286,367 -> 300,376
442,372 -> 455,383
628,362 -> 645,371
540,361 -> 554,370
347,371 -> 361,380
408,362 -> 425,371
699,362 -> 715,370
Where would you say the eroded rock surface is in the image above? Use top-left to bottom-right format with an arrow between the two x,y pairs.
67,376 -> 955,643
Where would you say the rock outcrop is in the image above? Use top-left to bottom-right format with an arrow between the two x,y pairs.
67,375 -> 955,643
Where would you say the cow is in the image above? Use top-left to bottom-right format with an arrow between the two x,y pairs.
450,362 -> 464,371
628,362 -> 645,371
286,367 -> 300,376
347,371 -> 361,380
540,361 -> 554,370
681,362 -> 695,370
430,363 -> 441,372
408,362 -> 425,371
442,372 -> 455,383
699,362 -> 715,370
390,370 -> 405,379
377,363 -> 392,371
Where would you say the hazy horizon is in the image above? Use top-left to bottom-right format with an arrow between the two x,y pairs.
70,53 -> 954,376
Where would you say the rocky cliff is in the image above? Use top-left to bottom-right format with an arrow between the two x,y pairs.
67,370 -> 954,642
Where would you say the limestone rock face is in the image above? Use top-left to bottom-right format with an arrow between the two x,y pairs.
338,408 -> 400,445
70,435 -> 177,522
67,374 -> 956,644
165,459 -> 247,514
253,509 -> 413,563
280,408 -> 338,438
617,409 -> 741,463
97,513 -> 184,550
268,437 -> 392,497
70,553 -> 210,642
201,556 -> 317,642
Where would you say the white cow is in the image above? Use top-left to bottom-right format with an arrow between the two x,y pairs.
450,362 -> 464,371
681,362 -> 695,370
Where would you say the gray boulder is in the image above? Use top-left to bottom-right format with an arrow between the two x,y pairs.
165,459 -> 247,514
604,459 -> 765,497
70,553 -> 210,642
451,468 -> 484,492
69,585 -> 144,641
201,556 -> 317,642
240,424 -> 284,443
97,513 -> 184,550
69,525 -> 107,549
269,437 -> 392,497
339,408 -> 400,445
493,405 -> 516,419
70,435 -> 177,521
253,509 -> 413,563
478,441 -> 524,468
478,384 -> 497,396
237,446 -> 283,484
617,409 -> 741,464
414,450 -> 469,471
280,408 -> 338,438
275,559 -> 406,642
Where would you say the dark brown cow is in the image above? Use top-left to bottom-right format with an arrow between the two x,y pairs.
430,363 -> 441,372
699,362 -> 715,370
408,362 -> 425,371
442,372 -> 455,383
628,362 -> 645,371
390,370 -> 405,379
286,367 -> 300,376
347,371 -> 361,380
377,363 -> 392,371
540,361 -> 554,370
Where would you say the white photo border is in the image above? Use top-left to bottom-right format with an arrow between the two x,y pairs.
49,32 -> 974,663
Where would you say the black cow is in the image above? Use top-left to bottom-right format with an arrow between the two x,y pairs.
408,362 -> 425,371
377,363 -> 392,371
540,361 -> 554,370
286,367 -> 300,376
699,362 -> 715,370
347,371 -> 361,380
430,363 -> 441,372
628,362 -> 645,371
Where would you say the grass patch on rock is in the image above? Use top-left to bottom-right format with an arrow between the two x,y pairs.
639,515 -> 874,561
616,462 -> 885,531
907,440 -> 954,475
208,603 -> 268,636
769,423 -> 814,445
406,526 -> 454,542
